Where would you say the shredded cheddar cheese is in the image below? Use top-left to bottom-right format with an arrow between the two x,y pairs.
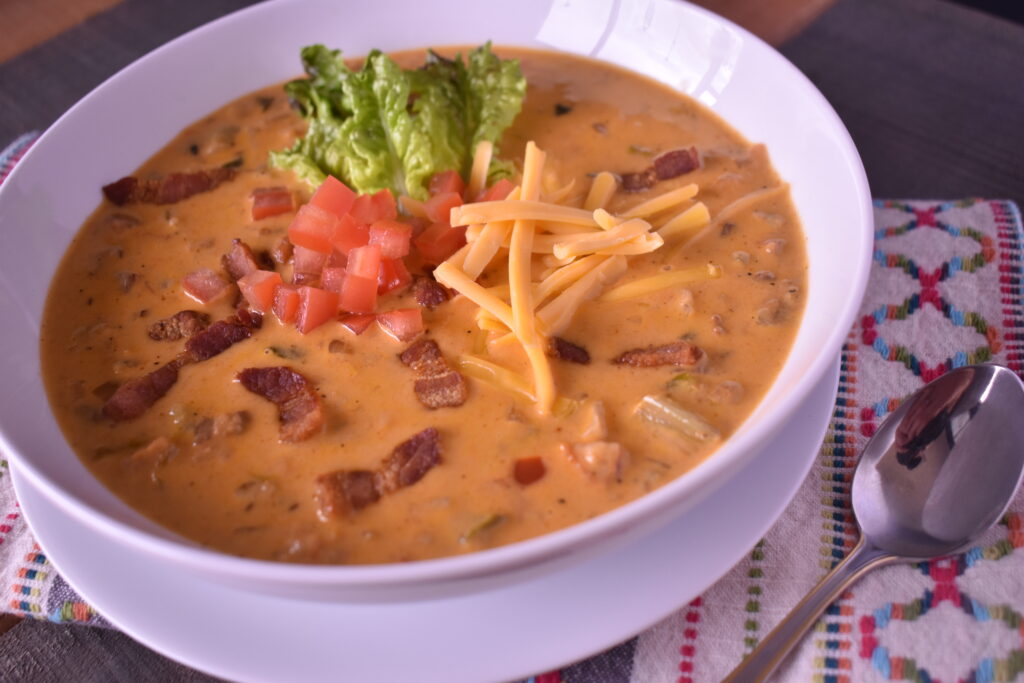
437,141 -> 712,414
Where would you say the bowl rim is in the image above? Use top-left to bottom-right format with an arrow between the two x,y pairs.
0,0 -> 873,589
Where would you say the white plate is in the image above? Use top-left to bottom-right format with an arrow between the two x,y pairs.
12,361 -> 839,682
0,0 -> 872,599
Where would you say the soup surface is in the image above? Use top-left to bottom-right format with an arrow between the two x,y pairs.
41,47 -> 806,564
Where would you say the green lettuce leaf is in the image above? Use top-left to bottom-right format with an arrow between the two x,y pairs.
270,43 -> 525,200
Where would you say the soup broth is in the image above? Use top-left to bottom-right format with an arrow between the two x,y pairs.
41,48 -> 806,564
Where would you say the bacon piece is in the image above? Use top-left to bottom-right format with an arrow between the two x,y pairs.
613,341 -> 704,368
271,237 -> 294,265
315,470 -> 380,519
620,168 -> 658,193
236,366 -> 324,442
620,146 -> 700,193
182,268 -> 232,304
148,310 -> 210,341
185,309 -> 262,362
251,186 -> 293,220
653,147 -> 700,180
103,359 -> 183,421
399,339 -> 468,409
221,239 -> 261,282
314,428 -> 441,519
377,428 -> 441,494
548,337 -> 590,365
412,276 -> 450,309
102,167 -> 236,206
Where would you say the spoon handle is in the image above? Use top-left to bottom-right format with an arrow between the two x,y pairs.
723,537 -> 894,682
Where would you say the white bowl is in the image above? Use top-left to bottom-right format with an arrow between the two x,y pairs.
0,0 -> 872,601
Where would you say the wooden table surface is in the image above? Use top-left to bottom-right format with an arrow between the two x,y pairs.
0,0 -> 1022,680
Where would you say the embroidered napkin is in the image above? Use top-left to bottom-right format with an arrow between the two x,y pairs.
3,133 -> 1023,682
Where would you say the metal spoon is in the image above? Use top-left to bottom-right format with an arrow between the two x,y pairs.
725,364 -> 1024,682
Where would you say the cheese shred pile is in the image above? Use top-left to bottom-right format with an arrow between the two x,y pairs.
433,141 -> 719,415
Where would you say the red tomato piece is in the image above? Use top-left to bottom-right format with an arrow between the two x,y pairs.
424,191 -> 463,224
320,266 -> 347,294
338,274 -> 378,314
350,189 -> 397,224
251,187 -> 294,220
377,308 -> 424,342
414,222 -> 467,265
296,286 -> 340,334
513,456 -> 546,485
326,249 -> 348,269
481,178 -> 515,202
378,257 -> 412,294
182,268 -> 230,304
237,270 -> 283,313
288,204 -> 339,253
292,245 -> 327,277
429,170 -> 466,197
339,313 -> 377,336
347,244 -> 381,280
309,175 -> 356,218
273,284 -> 300,324
369,219 -> 413,259
330,214 -> 370,255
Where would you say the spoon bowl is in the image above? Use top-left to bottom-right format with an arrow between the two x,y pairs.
853,364 -> 1024,558
726,364 -> 1024,682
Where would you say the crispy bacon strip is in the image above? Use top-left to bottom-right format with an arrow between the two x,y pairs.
102,167 -> 236,206
314,470 -> 380,519
236,366 -> 324,442
314,428 -> 441,519
620,146 -> 700,193
548,337 -> 591,364
185,308 -> 262,362
105,308 -> 260,421
148,310 -> 210,341
653,147 -> 700,180
412,276 -> 450,309
102,359 -> 184,421
221,239 -> 261,282
399,339 -> 467,409
613,341 -> 704,368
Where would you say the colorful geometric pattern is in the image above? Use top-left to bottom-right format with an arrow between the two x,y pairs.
2,133 -> 1023,680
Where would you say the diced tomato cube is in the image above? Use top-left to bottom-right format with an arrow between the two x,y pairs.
377,308 -> 424,342
237,270 -> 283,313
326,249 -> 347,269
429,170 -> 466,197
339,313 -> 377,336
182,268 -> 231,304
339,274 -> 378,314
481,178 -> 515,202
425,192 -> 463,224
309,175 -> 356,218
350,189 -> 397,224
273,284 -> 300,324
251,187 -> 294,220
513,456 -> 546,485
321,266 -> 347,294
330,214 -> 370,255
292,245 -> 327,277
296,286 -> 340,334
288,204 -> 339,253
369,219 -> 413,259
414,222 -> 467,265
378,257 -> 412,294
347,244 -> 381,280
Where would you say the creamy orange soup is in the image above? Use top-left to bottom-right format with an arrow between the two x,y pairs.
41,48 -> 805,564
